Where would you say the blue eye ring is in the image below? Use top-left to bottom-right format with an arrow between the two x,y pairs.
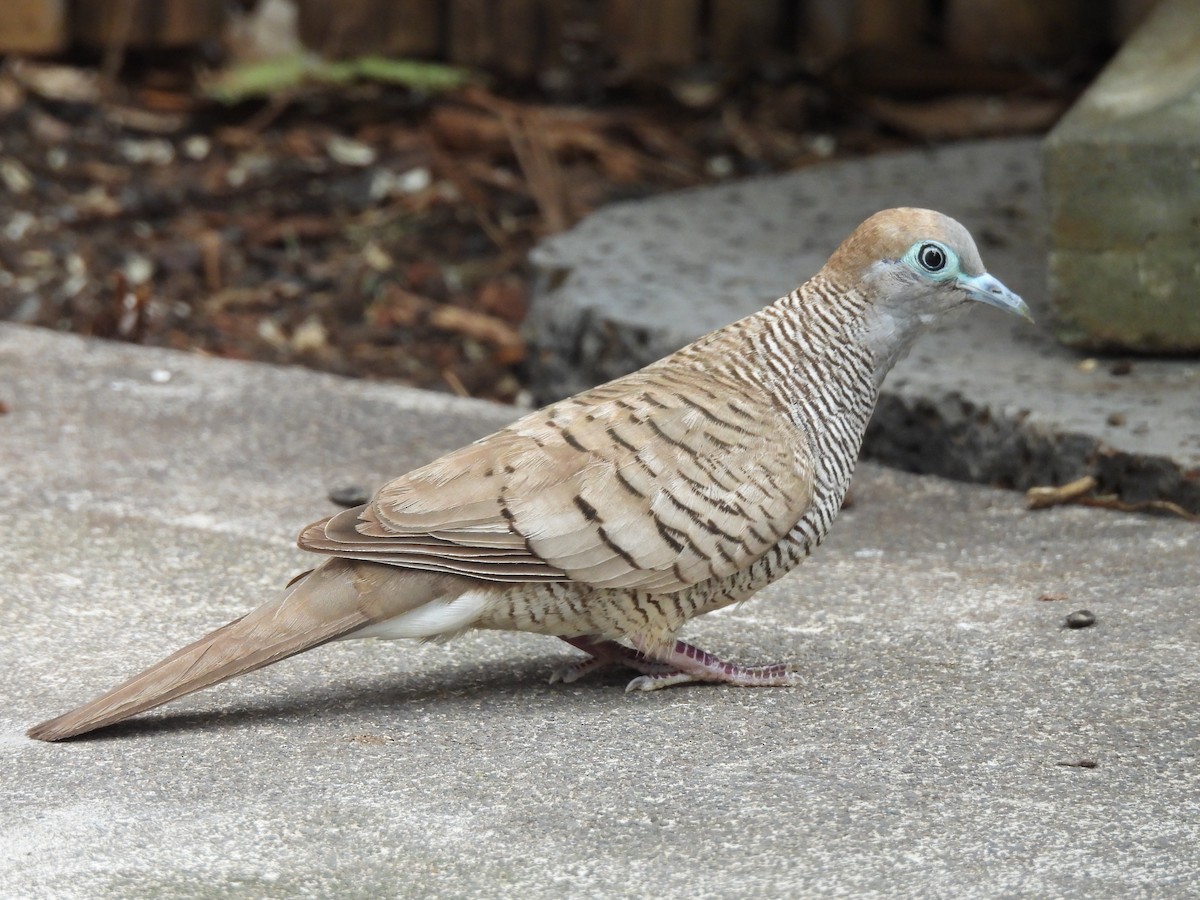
905,240 -> 958,280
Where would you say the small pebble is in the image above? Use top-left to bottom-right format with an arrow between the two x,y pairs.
1109,359 -> 1133,376
398,166 -> 432,194
362,241 -> 393,272
808,134 -> 837,157
183,135 -> 212,161
118,137 -> 174,166
1106,412 -> 1126,427
0,158 -> 34,194
1065,609 -> 1097,629
705,155 -> 734,178
329,485 -> 371,507
123,254 -> 154,285
326,135 -> 376,167
290,316 -> 328,353
4,210 -> 35,240
257,318 -> 287,350
670,77 -> 723,109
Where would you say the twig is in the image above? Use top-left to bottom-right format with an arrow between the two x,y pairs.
1026,475 -> 1199,522
499,105 -> 570,234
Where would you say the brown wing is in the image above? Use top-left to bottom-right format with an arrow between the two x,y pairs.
300,369 -> 815,593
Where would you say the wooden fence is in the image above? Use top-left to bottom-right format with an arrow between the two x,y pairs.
0,0 -> 1161,78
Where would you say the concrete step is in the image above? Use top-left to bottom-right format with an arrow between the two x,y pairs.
526,138 -> 1200,512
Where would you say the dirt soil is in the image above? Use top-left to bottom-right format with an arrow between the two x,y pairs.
0,58 -> 1078,403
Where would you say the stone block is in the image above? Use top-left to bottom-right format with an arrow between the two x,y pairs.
1044,0 -> 1200,352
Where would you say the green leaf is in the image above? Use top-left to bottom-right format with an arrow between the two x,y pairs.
205,53 -> 476,104
205,53 -> 315,104
351,56 -> 474,91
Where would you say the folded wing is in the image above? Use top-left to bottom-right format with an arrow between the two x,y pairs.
300,369 -> 815,594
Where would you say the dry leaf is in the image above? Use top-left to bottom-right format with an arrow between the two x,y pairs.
1027,475 -> 1199,522
865,95 -> 1066,141
1026,476 -> 1097,510
429,305 -> 525,364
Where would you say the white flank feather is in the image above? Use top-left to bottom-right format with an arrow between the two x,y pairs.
345,591 -> 490,641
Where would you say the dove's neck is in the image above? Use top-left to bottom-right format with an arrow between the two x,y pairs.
721,283 -> 883,555
756,282 -> 883,441
856,305 -> 939,387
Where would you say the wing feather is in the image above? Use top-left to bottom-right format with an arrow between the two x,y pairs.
300,365 -> 815,593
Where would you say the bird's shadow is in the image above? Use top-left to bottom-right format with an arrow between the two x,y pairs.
54,651 -> 640,743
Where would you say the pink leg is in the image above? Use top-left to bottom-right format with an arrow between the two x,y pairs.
553,636 -> 798,692
550,637 -> 679,684
627,639 -> 799,691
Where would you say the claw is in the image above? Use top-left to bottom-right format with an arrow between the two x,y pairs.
625,672 -> 702,692
549,656 -> 610,685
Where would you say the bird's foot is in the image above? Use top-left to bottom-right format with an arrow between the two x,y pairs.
626,638 -> 800,691
549,654 -> 611,684
552,637 -> 681,684
555,636 -> 799,691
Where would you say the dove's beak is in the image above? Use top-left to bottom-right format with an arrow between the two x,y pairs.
958,272 -> 1033,322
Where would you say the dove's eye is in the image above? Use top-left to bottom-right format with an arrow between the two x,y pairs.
904,240 -> 958,281
917,243 -> 947,272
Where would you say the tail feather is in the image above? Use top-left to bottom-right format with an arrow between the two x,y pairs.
27,558 -> 443,742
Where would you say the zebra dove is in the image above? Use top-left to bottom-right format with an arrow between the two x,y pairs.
28,208 -> 1030,741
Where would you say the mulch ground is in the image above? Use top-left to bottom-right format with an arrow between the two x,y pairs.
0,56 -> 1081,403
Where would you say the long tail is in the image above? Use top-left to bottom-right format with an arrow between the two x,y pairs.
28,558 -> 444,742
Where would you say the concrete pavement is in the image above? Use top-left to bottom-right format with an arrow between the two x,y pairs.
2,324 -> 1197,898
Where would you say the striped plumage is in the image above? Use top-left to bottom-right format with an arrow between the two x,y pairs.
29,208 -> 1030,741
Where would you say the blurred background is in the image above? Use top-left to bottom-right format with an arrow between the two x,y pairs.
0,0 -> 1158,403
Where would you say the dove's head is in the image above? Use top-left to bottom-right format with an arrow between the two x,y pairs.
825,208 -> 1031,331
